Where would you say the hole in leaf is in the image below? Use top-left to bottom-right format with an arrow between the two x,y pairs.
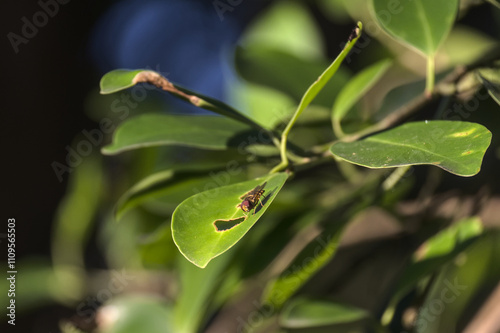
214,217 -> 246,232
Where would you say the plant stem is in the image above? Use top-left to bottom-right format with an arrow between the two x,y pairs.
270,22 -> 363,173
382,165 -> 411,191
332,117 -> 345,138
425,55 -> 435,97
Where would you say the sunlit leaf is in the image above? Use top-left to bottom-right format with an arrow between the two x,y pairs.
330,121 -> 492,177
172,173 -> 288,268
294,22 -> 362,121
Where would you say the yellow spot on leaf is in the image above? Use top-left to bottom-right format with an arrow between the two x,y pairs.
450,128 -> 476,137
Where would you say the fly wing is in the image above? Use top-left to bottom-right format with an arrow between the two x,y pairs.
239,189 -> 253,200
239,182 -> 267,200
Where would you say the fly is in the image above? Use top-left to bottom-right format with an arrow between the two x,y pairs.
237,182 -> 267,215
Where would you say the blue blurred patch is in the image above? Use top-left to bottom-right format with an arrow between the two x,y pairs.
89,0 -> 245,112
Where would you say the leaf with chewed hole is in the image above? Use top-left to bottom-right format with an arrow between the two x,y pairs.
330,121 -> 491,177
172,173 -> 288,268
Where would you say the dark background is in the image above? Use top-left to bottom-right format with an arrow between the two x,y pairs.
2,2 -> 109,330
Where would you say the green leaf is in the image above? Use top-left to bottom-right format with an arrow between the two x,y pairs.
371,0 -> 458,56
415,231 -> 500,333
280,298 -> 369,328
115,168 -> 248,220
101,295 -> 173,333
381,217 -> 483,325
242,0 -> 324,60
332,59 -> 392,136
262,215 -> 350,309
102,114 -> 255,155
371,0 -> 458,94
172,173 -> 288,268
415,217 -> 483,261
0,260 -> 56,311
100,69 -> 145,94
441,26 -> 497,68
330,121 -> 492,177
262,177 -> 382,308
272,22 -> 363,173
232,82 -> 296,130
52,156 -> 102,295
477,68 -> 500,107
317,0 -> 351,23
235,47 -> 351,107
293,22 -> 362,121
174,254 -> 234,333
100,69 -> 266,130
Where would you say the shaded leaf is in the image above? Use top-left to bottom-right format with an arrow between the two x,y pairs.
100,69 -> 265,129
0,260 -> 57,312
330,121 -> 492,177
332,59 -> 392,135
477,68 -> 500,107
371,0 -> 458,56
232,83 -> 296,130
100,295 -> 173,333
415,231 -> 500,333
382,217 -> 483,325
441,26 -> 497,69
115,168 -> 248,220
52,156 -> 102,290
174,253 -> 234,333
102,114 -> 258,155
262,225 -> 345,309
235,47 -> 351,107
172,173 -> 288,268
485,0 -> 500,9
242,0 -> 324,60
372,0 -> 458,93
262,176 -> 383,309
280,298 -> 369,328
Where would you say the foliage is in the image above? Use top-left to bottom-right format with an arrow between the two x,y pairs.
14,1 -> 500,333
